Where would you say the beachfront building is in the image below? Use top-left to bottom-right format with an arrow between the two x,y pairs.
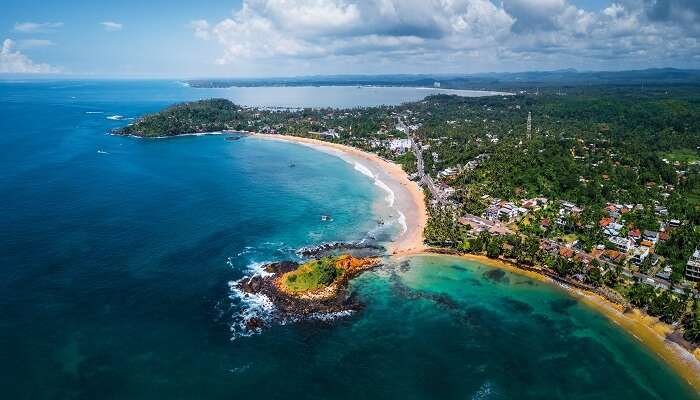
388,138 -> 412,154
686,249 -> 700,281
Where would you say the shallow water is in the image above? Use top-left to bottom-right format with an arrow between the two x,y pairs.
0,81 -> 696,399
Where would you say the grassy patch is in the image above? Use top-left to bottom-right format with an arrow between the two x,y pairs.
281,257 -> 340,293
660,149 -> 699,163
562,234 -> 578,244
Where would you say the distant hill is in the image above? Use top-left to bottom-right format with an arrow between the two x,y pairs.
186,68 -> 700,90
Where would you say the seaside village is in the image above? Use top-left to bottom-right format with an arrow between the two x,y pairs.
249,104 -> 699,300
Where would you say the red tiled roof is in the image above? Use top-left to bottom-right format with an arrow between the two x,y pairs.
559,247 -> 575,258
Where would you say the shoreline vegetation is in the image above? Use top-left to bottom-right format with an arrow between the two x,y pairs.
116,96 -> 700,393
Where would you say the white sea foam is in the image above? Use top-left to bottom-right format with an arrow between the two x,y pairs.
374,178 -> 395,207
471,381 -> 494,400
353,162 -> 375,179
227,260 -> 278,340
397,211 -> 408,235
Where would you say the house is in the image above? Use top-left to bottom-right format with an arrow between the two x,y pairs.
640,240 -> 654,248
609,236 -> 632,253
484,206 -> 500,221
559,247 -> 575,259
643,230 -> 659,244
628,229 -> 641,241
438,167 -> 459,178
630,246 -> 650,265
602,249 -> 626,264
604,222 -> 624,237
686,249 -> 700,281
654,206 -> 669,216
659,231 -> 669,242
656,265 -> 673,281
540,218 -> 551,230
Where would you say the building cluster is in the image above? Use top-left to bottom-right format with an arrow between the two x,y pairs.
481,196 -> 549,224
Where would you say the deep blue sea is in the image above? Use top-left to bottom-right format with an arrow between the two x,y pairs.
0,80 -> 697,399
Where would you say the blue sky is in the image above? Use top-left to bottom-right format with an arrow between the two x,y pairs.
1,0 -> 699,77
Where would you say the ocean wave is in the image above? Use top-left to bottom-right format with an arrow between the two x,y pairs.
85,111 -> 103,114
227,260 -> 278,339
353,162 -> 375,179
374,178 -> 395,207
106,115 -> 124,120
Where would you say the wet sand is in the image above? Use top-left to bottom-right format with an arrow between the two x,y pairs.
252,133 -> 427,255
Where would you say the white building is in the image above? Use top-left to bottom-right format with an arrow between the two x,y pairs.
388,138 -> 412,153
686,249 -> 700,281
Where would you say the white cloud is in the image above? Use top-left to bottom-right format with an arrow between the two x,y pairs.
0,39 -> 59,73
201,0 -> 514,64
14,22 -> 64,33
100,21 -> 123,31
190,20 -> 211,40
17,39 -> 54,49
194,0 -> 700,73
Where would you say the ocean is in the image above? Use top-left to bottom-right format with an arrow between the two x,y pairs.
0,80 -> 696,399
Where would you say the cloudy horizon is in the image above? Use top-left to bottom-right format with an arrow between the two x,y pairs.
1,0 -> 699,77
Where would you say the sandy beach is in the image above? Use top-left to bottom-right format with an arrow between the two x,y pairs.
252,132 -> 700,394
251,133 -> 427,255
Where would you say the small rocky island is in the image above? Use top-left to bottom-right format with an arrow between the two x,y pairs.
236,255 -> 381,330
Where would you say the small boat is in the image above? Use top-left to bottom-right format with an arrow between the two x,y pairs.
225,136 -> 241,141
321,215 -> 332,222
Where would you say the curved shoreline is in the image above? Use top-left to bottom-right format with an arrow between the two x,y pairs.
250,133 -> 427,255
249,132 -> 699,393
417,252 -> 700,393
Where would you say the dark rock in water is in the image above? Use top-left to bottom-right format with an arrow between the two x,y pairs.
263,261 -> 299,275
225,136 -> 241,141
483,269 -> 508,283
501,297 -> 534,314
549,298 -> 577,315
296,241 -> 384,258
238,275 -> 264,293
244,317 -> 265,332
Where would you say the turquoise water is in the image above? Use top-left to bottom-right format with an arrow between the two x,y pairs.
0,81 -> 697,399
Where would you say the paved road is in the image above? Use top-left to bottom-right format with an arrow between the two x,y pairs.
398,118 -> 446,205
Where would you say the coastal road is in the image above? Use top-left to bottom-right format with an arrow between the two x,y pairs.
398,117 -> 446,205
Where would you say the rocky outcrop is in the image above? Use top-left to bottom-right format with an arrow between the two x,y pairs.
236,256 -> 381,331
